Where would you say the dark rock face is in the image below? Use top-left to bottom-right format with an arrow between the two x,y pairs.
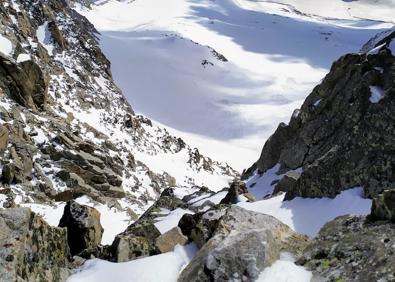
299,215 -> 395,282
370,189 -> 395,222
244,33 -> 395,200
59,201 -> 103,256
178,206 -> 309,282
0,208 -> 70,281
0,55 -> 48,110
220,180 -> 255,204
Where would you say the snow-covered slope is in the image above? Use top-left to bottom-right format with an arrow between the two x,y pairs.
77,0 -> 393,170
241,0 -> 395,23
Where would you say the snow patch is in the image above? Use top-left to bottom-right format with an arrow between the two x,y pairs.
369,85 -> 385,103
0,34 -> 13,56
238,187 -> 371,237
257,253 -> 312,282
67,244 -> 198,282
154,208 -> 194,234
21,202 -> 66,226
17,53 -> 31,63
36,22 -> 54,55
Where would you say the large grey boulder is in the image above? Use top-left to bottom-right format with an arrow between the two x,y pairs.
0,208 -> 70,282
178,206 -> 308,282
59,201 -> 103,256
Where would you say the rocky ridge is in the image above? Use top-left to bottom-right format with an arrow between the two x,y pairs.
243,28 -> 395,201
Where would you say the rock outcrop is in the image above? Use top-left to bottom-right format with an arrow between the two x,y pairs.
111,220 -> 161,262
243,30 -> 395,200
59,201 -> 103,256
220,180 -> 255,204
298,215 -> 395,282
0,208 -> 70,282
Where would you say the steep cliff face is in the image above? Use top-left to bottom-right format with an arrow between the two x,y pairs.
244,29 -> 395,200
0,0 -> 236,237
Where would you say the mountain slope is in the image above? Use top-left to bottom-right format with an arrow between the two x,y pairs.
76,0 -> 393,170
0,0 -> 236,247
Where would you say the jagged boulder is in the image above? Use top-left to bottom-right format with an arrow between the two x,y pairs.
48,21 -> 67,50
0,208 -> 70,281
111,221 -> 161,262
178,207 -> 225,249
370,189 -> 395,222
59,201 -> 103,256
178,206 -> 309,282
0,55 -> 48,110
298,215 -> 395,282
